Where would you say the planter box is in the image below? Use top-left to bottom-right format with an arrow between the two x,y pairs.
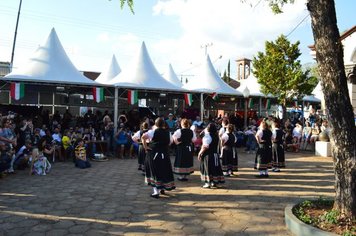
285,205 -> 337,236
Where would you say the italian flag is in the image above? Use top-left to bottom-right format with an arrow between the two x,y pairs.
128,90 -> 138,105
10,82 -> 24,100
211,92 -> 218,101
93,87 -> 105,103
264,98 -> 271,110
184,93 -> 193,106
248,97 -> 254,108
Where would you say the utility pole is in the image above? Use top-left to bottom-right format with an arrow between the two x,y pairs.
10,0 -> 23,72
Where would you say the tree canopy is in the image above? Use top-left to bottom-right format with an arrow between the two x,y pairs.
252,34 -> 317,106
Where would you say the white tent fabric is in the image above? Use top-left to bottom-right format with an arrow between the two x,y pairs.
236,74 -> 273,97
303,95 -> 321,102
183,55 -> 242,96
312,82 -> 324,100
4,28 -> 99,86
96,55 -> 121,84
162,64 -> 183,88
111,42 -> 184,92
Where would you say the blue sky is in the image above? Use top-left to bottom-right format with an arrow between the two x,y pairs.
0,0 -> 355,80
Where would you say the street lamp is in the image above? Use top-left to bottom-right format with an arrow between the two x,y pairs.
243,86 -> 250,129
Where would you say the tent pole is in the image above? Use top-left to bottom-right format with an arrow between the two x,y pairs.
52,92 -> 55,114
114,87 -> 118,132
200,93 -> 204,120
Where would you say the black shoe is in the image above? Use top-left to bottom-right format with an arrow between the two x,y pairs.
181,178 -> 188,181
160,190 -> 165,195
138,167 -> 142,171
150,193 -> 159,199
177,177 -> 184,181
255,175 -> 264,178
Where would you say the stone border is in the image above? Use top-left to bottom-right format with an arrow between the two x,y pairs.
285,204 -> 338,236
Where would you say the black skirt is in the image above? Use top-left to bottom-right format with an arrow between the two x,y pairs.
137,144 -> 146,166
272,143 -> 286,168
173,144 -> 194,175
221,146 -> 238,172
145,150 -> 176,190
254,143 -> 272,170
200,152 -> 225,184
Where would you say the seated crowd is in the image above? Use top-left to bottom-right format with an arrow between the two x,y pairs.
0,108 -> 330,177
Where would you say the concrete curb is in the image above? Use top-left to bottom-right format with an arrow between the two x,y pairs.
285,204 -> 338,236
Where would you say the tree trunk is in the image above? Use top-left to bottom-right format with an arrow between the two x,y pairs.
307,0 -> 356,219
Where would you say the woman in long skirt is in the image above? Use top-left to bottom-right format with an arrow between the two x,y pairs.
254,120 -> 272,177
271,121 -> 286,172
132,122 -> 149,173
172,118 -> 196,181
198,123 -> 225,188
142,118 -> 175,198
220,124 -> 238,176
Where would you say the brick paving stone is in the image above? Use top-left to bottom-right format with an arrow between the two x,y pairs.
0,151 -> 333,235
52,220 -> 75,229
68,224 -> 90,234
205,229 -> 227,236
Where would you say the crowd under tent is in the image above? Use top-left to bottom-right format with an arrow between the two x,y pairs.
1,28 -> 110,116
95,54 -> 121,85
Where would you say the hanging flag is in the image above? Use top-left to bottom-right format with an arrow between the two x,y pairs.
264,98 -> 271,110
211,92 -> 219,101
93,87 -> 105,103
10,82 -> 25,100
248,97 -> 254,108
128,90 -> 138,105
184,93 -> 193,106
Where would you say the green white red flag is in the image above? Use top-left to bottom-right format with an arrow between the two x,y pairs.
93,87 -> 105,103
184,93 -> 193,106
10,82 -> 24,100
211,92 -> 218,101
128,90 -> 138,105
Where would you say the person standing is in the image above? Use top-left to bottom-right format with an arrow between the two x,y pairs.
220,124 -> 238,176
172,118 -> 196,181
142,118 -> 175,198
271,121 -> 285,172
254,120 -> 272,177
198,123 -> 225,188
132,122 -> 149,172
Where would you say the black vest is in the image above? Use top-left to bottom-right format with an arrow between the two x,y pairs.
150,128 -> 170,153
179,128 -> 193,145
261,129 -> 272,146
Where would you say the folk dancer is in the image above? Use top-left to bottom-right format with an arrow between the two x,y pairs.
142,118 -> 175,198
220,124 -> 238,176
198,123 -> 225,188
132,122 -> 149,173
271,121 -> 285,172
172,118 -> 196,181
254,120 -> 272,177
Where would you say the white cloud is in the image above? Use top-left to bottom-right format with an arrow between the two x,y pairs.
150,0 -> 309,79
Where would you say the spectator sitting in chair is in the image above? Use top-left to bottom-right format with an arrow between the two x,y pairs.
74,138 -> 91,169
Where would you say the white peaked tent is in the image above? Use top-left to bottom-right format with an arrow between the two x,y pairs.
111,42 -> 184,92
183,55 -> 242,96
163,64 -> 183,88
4,28 -> 99,86
96,54 -> 121,84
236,74 -> 268,97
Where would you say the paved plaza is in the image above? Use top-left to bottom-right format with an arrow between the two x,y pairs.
0,149 -> 334,236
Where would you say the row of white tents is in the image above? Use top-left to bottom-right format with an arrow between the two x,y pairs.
2,28 -> 323,130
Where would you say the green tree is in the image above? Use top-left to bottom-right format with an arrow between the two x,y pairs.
267,0 -> 356,221
252,35 -> 316,119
